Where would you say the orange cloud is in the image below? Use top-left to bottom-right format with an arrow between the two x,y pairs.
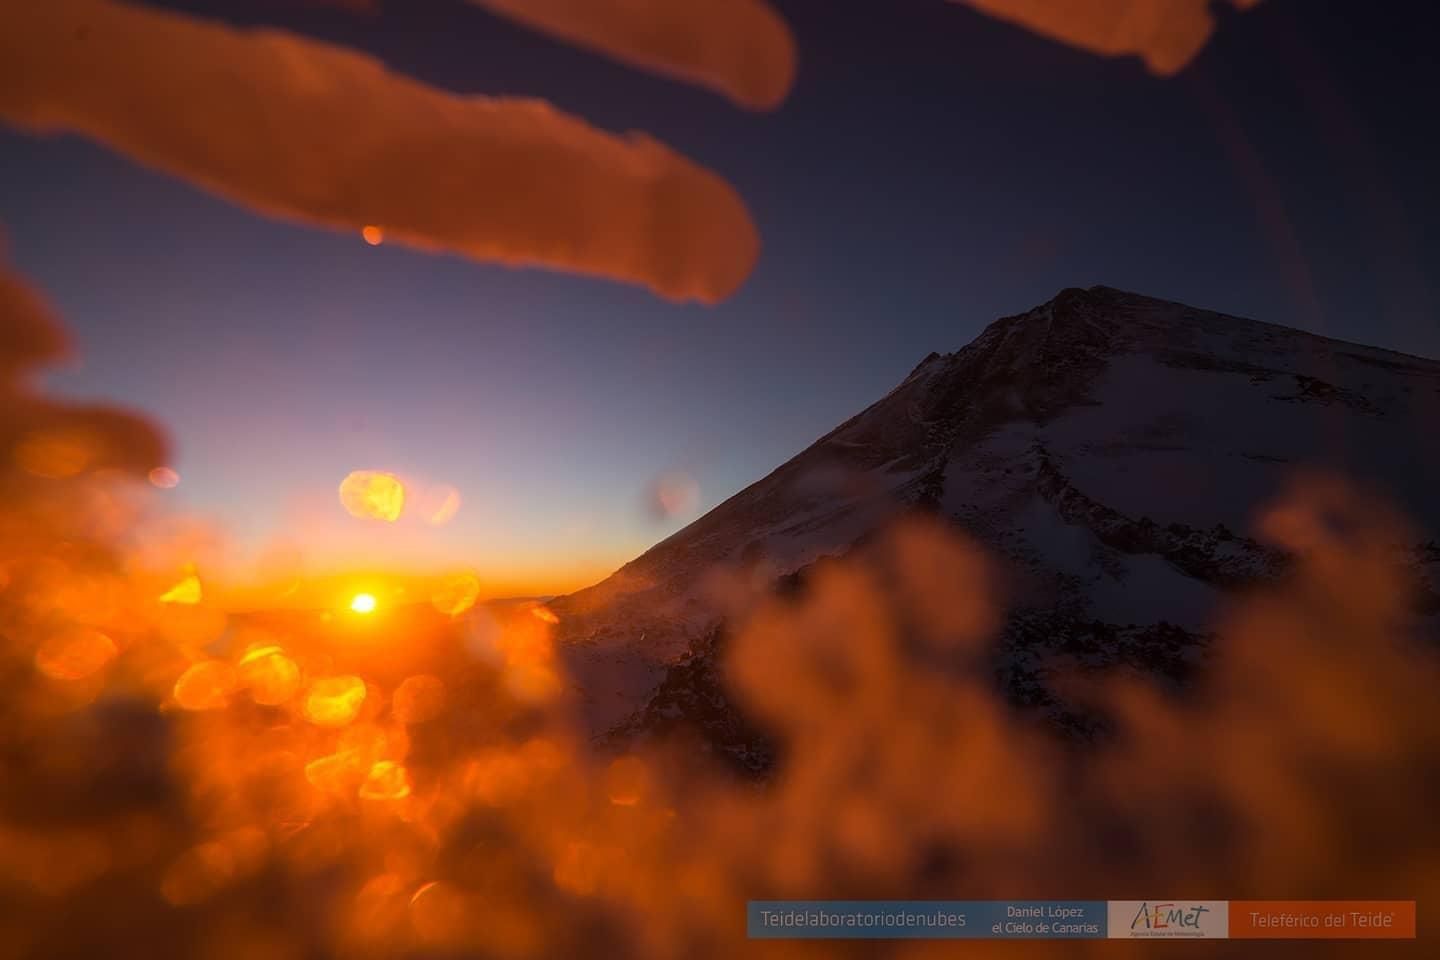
471,0 -> 797,111
0,263 -> 71,378
0,0 -> 759,303
2,254 -> 167,480
958,0 -> 1261,76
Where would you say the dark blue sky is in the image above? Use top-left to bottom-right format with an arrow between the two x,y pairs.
2,0 -> 1436,592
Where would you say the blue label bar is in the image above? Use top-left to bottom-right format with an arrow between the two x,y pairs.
746,901 -> 1108,939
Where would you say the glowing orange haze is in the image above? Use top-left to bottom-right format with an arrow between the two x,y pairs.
173,469 -> 621,611
212,566 -> 606,614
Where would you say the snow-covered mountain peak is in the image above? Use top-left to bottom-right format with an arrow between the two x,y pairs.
551,287 -> 1440,747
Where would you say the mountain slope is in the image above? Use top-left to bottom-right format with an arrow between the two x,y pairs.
552,286 -> 1440,741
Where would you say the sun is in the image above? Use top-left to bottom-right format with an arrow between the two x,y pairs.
349,592 -> 377,615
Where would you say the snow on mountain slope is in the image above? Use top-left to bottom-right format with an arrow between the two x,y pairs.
551,286 -> 1440,743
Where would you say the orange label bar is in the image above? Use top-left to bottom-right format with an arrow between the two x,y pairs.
1230,901 -> 1415,939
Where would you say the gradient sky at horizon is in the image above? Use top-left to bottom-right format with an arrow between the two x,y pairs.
2,0 -> 1436,595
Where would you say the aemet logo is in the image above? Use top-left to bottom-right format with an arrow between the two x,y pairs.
1107,901 -> 1229,938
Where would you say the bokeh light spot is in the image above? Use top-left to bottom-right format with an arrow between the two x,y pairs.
359,760 -> 412,801
35,629 -> 118,681
147,466 -> 180,489
160,841 -> 234,907
304,675 -> 368,727
392,674 -> 446,724
172,660 -> 236,711
430,572 -> 480,617
604,755 -> 648,806
303,752 -> 353,795
237,645 -> 301,705
159,573 -> 203,605
409,880 -> 468,945
338,470 -> 406,522
648,469 -> 700,520
552,842 -> 599,896
426,486 -> 461,526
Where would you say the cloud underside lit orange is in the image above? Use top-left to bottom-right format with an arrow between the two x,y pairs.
470,0 -> 797,111
0,0 -> 760,304
958,0 -> 1261,76
325,0 -> 1235,97
2,261 -> 168,481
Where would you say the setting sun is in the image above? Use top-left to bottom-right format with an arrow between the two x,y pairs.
349,592 -> 377,614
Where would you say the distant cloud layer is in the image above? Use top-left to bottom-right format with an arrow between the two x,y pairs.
0,0 -> 759,303
958,0 -> 1262,75
471,0 -> 797,111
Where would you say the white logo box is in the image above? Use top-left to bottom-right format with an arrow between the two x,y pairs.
1107,901 -> 1230,938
